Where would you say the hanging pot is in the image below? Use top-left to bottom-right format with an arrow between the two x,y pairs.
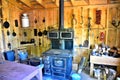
12,30 -> 16,37
3,20 -> 10,28
38,29 -> 42,37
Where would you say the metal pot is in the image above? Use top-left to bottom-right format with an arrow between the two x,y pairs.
29,57 -> 41,66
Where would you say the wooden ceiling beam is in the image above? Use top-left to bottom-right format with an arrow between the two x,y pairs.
51,0 -> 55,2
54,0 -> 59,7
70,0 -> 75,6
6,0 -> 24,10
70,0 -> 88,6
36,0 -> 46,8
19,0 -> 32,7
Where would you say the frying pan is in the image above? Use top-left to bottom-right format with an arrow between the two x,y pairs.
3,20 -> 10,28
12,30 -> 16,37
38,29 -> 42,37
42,17 -> 47,35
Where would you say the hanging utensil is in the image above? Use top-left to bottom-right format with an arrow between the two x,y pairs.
43,29 -> 47,35
7,42 -> 11,49
34,18 -> 37,24
42,17 -> 45,23
38,16 -> 42,37
71,14 -> 77,27
87,8 -> 91,47
39,38 -> 41,46
23,31 -> 27,37
38,29 -> 42,37
3,18 -> 10,28
15,19 -> 18,27
80,7 -> 83,24
12,29 -> 16,37
34,29 -> 37,36
42,17 -> 48,35
7,30 -> 10,36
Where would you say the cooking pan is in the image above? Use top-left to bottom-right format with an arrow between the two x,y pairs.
3,20 -> 10,28
42,17 -> 47,35
12,30 -> 16,37
38,29 -> 42,36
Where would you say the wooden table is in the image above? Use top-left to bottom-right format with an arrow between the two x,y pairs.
0,61 -> 43,80
90,55 -> 120,76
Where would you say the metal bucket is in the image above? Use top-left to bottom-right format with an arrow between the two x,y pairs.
18,51 -> 28,60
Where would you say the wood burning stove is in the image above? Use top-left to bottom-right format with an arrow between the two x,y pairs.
43,49 -> 73,79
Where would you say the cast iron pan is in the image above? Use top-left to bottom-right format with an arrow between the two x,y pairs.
12,30 -> 16,37
38,29 -> 42,37
3,20 -> 10,28
42,17 -> 47,35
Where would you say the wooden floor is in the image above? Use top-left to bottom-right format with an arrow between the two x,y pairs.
32,64 -> 97,80
41,70 -> 97,80
80,71 -> 97,80
31,71 -> 97,80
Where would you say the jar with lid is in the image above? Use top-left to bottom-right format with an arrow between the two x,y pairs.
21,13 -> 29,27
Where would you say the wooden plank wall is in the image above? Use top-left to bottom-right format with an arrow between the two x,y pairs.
2,0 -> 23,51
1,0 -> 120,57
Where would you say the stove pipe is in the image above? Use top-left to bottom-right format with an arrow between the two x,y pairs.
59,0 -> 64,30
59,0 -> 65,50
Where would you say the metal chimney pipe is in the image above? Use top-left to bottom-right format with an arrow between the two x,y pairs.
59,0 -> 64,30
59,0 -> 65,50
